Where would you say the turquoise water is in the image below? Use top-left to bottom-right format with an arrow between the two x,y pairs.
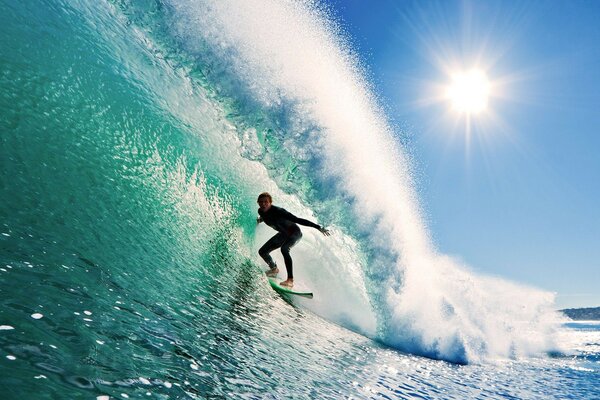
1,0 -> 598,398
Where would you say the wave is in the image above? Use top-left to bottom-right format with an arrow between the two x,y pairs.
0,0 -> 565,364
161,0 -> 566,363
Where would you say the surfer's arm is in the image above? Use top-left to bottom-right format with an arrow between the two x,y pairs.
296,218 -> 331,236
256,216 -> 263,224
284,210 -> 331,236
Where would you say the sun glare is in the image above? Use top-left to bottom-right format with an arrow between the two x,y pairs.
446,69 -> 490,114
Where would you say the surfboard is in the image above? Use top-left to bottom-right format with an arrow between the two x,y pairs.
268,277 -> 313,299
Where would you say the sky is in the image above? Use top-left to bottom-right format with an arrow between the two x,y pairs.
329,0 -> 600,309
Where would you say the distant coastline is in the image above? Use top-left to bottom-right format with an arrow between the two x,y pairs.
560,306 -> 600,320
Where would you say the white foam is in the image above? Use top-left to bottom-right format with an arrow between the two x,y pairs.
167,0 -> 562,361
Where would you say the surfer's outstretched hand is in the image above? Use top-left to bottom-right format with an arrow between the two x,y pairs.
320,227 -> 331,236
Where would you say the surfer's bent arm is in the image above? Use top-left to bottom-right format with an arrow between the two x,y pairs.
256,216 -> 263,224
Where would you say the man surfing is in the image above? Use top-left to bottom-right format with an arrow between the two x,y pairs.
256,192 -> 330,287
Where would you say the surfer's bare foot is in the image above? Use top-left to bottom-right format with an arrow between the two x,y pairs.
280,279 -> 293,287
266,267 -> 279,277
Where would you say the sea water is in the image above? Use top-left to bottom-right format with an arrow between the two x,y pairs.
1,0 -> 598,398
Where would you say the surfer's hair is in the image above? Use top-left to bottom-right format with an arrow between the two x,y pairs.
257,192 -> 272,202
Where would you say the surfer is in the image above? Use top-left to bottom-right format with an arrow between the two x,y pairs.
256,192 -> 330,287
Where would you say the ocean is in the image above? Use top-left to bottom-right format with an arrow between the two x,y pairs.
1,0 -> 598,398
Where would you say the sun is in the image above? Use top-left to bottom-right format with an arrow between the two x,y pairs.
446,69 -> 490,114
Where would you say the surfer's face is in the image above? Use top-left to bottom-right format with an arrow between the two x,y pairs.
257,197 -> 272,212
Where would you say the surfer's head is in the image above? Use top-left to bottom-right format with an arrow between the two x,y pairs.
257,192 -> 273,212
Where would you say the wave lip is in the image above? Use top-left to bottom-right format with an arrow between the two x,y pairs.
165,0 -> 564,363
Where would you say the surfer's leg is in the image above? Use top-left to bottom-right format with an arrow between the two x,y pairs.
280,230 -> 302,280
259,233 -> 286,269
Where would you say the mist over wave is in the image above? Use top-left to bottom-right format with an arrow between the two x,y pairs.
164,0 -> 564,363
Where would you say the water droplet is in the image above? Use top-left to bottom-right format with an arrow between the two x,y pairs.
6,355 -> 16,360
0,325 -> 15,330
84,310 -> 92,315
139,377 -> 151,385
31,313 -> 44,319
164,381 -> 172,388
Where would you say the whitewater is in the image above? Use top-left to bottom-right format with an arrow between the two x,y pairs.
1,0 -> 598,398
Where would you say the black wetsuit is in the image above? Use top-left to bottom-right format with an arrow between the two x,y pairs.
258,205 -> 321,279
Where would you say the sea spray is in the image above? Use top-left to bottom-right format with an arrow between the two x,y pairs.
165,0 -> 564,362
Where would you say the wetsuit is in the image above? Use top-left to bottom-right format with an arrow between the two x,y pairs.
258,205 -> 322,279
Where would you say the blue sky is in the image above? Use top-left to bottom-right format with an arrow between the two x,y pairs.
330,0 -> 600,309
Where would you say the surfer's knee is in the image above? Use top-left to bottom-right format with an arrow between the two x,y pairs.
282,235 -> 301,254
258,247 -> 268,257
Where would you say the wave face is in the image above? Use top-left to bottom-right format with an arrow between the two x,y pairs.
1,0 -> 563,378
